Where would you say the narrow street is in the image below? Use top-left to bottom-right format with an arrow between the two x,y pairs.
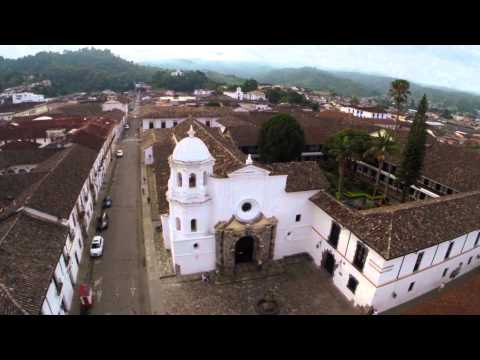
72,99 -> 150,315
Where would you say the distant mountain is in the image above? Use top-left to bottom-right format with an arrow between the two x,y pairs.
258,67 -> 480,113
0,48 -> 157,96
256,67 -> 376,96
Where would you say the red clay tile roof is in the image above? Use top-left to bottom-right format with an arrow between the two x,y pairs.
0,211 -> 68,314
25,144 -> 100,219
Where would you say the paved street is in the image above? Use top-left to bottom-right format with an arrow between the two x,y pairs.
72,102 -> 150,315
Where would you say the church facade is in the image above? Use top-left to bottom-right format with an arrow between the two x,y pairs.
150,118 -> 480,313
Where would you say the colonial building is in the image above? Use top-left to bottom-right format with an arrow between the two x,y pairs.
339,105 -> 393,120
0,115 -> 119,315
147,116 -> 480,313
223,87 -> 267,101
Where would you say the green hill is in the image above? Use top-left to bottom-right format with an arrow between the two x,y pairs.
257,67 -> 480,113
0,48 -> 157,96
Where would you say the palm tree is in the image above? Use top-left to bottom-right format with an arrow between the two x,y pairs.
364,130 -> 398,198
326,129 -> 371,200
389,79 -> 411,132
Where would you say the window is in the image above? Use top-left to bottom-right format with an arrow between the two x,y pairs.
242,202 -> 252,212
206,121 -> 211,127
442,268 -> 448,277
328,222 -> 341,249
173,121 -> 177,127
149,121 -> 154,129
161,121 -> 166,128
176,217 -> 181,231
347,275 -> 359,294
445,242 -> 454,260
191,219 -> 197,232
475,233 -> 480,247
52,274 -> 63,295
446,188 -> 453,195
295,214 -> 301,222
203,172 -> 207,186
189,173 -> 196,188
353,242 -> 368,272
468,257 -> 473,265
177,173 -> 182,187
413,252 -> 424,272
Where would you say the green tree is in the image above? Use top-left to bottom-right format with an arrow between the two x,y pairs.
325,129 -> 371,199
242,79 -> 258,92
351,96 -> 360,107
389,79 -> 411,132
397,95 -> 429,202
258,113 -> 305,163
265,88 -> 284,104
364,130 -> 398,198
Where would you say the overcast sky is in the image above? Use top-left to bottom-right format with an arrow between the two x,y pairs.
1,45 -> 479,94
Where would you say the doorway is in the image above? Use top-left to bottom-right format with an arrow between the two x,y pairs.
235,236 -> 254,263
323,251 -> 335,276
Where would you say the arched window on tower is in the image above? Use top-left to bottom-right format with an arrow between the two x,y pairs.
191,219 -> 197,232
176,217 -> 181,231
203,171 -> 207,186
189,173 -> 196,188
177,172 -> 182,187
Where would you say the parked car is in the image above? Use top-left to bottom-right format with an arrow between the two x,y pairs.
96,211 -> 109,232
116,149 -> 124,158
102,196 -> 112,208
90,235 -> 104,257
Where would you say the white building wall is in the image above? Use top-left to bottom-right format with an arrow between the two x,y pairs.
142,117 -> 220,130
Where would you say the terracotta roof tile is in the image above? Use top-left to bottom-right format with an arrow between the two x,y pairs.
0,212 -> 68,314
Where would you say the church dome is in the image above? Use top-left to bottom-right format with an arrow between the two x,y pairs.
172,125 -> 212,162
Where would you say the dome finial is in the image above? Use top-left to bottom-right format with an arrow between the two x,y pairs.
187,125 -> 196,138
246,154 -> 253,165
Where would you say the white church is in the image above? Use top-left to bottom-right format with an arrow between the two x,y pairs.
150,118 -> 480,313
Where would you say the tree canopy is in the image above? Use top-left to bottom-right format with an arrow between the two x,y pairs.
325,129 -> 371,199
397,95 -> 429,202
0,48 -> 156,96
151,70 -> 216,92
258,113 -> 305,163
241,79 -> 258,92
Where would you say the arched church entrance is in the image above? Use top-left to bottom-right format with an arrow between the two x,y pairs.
215,215 -> 278,274
235,236 -> 255,264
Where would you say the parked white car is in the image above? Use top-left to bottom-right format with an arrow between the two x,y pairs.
116,149 -> 124,158
90,235 -> 104,257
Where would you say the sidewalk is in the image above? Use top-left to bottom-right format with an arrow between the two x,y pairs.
140,152 -> 175,284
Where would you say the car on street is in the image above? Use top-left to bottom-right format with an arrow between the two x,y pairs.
116,149 -> 124,158
102,196 -> 112,208
90,235 -> 104,257
124,124 -> 130,129
96,211 -> 109,232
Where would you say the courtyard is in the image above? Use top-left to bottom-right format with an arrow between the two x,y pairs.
148,254 -> 361,315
